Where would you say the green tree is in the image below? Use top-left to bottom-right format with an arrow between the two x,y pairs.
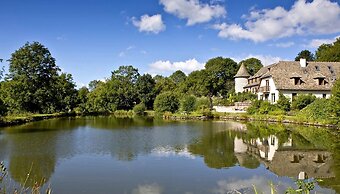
277,93 -> 291,112
76,86 -> 89,113
315,38 -> 340,62
136,74 -> 156,109
180,95 -> 196,113
88,80 -> 103,91
239,58 -> 263,76
155,76 -> 176,94
54,73 -> 78,112
154,92 -> 179,113
110,65 -> 140,110
292,94 -> 316,110
204,57 -> 238,107
295,50 -> 315,61
169,70 -> 187,84
133,103 -> 146,116
183,70 -> 210,97
4,42 -> 66,113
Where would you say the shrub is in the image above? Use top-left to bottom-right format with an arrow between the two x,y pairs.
299,98 -> 334,121
180,95 -> 196,113
154,92 -> 179,113
291,94 -> 316,110
331,79 -> 340,119
247,100 -> 262,114
230,92 -> 257,102
133,103 -> 146,116
276,93 -> 291,112
195,97 -> 210,111
247,100 -> 283,115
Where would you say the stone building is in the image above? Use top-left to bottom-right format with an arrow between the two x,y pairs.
235,59 -> 340,103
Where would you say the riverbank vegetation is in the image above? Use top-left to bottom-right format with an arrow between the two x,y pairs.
0,38 -> 339,127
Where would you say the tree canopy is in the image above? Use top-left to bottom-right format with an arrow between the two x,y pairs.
315,38 -> 340,62
239,58 -> 263,76
295,50 -> 315,61
2,42 -> 76,113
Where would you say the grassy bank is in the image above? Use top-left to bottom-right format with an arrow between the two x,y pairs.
0,112 -> 77,127
166,111 -> 340,129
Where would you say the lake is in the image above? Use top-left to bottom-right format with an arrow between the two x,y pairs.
0,116 -> 339,193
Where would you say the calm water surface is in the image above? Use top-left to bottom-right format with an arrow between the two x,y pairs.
0,116 -> 339,193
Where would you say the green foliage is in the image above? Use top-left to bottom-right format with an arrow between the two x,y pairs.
299,98 -> 334,122
180,95 -> 196,113
205,57 -> 238,97
183,70 -> 210,97
133,103 -> 146,116
154,92 -> 179,113
247,100 -> 284,115
136,74 -> 156,109
239,58 -> 263,76
169,70 -> 186,84
3,42 -> 76,113
0,98 -> 7,116
315,38 -> 340,62
295,50 -> 315,61
291,94 -> 316,110
155,77 -> 176,94
277,93 -> 291,112
229,92 -> 257,103
331,79 -> 340,120
195,97 -> 210,111
76,87 -> 89,113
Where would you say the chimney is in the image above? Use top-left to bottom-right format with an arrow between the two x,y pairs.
300,58 -> 307,68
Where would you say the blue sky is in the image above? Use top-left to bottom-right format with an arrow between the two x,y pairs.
1,0 -> 340,87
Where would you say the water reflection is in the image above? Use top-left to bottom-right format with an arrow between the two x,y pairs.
0,117 -> 339,193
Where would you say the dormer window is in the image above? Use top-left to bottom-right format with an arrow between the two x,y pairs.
315,66 -> 320,71
317,78 -> 327,85
293,78 -> 303,85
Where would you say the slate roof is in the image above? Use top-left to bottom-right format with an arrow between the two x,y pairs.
234,63 -> 251,78
244,61 -> 340,91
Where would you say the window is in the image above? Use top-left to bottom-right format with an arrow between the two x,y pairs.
260,95 -> 263,100
271,93 -> 276,103
294,78 -> 301,85
323,94 -> 327,98
315,66 -> 320,71
318,78 -> 324,85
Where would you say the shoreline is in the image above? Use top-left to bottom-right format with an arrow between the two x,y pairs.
0,112 -> 339,130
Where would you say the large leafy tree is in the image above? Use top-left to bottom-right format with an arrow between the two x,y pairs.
110,65 -> 140,110
136,74 -> 156,109
295,50 -> 315,61
169,70 -> 187,84
239,58 -> 263,76
315,38 -> 340,62
4,42 -> 63,113
205,57 -> 238,97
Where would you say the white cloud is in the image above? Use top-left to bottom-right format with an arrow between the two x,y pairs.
118,45 -> 136,57
306,35 -> 340,48
214,0 -> 340,42
232,54 -> 285,66
132,14 -> 166,34
271,42 -> 295,48
213,176 -> 290,194
148,58 -> 204,75
132,183 -> 163,194
160,0 -> 226,25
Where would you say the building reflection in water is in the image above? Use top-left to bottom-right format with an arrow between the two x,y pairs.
234,129 -> 335,179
